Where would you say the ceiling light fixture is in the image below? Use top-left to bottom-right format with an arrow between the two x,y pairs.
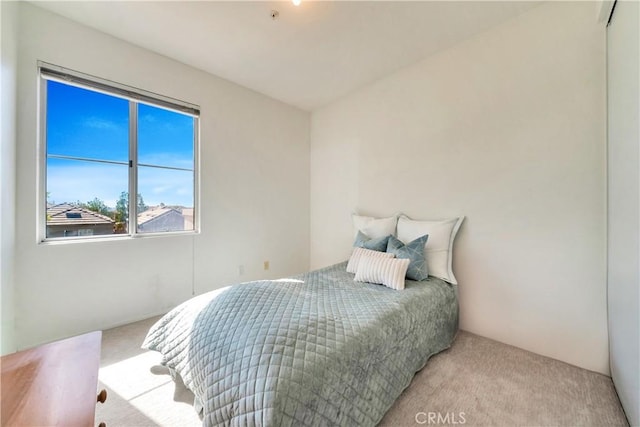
292,0 -> 301,6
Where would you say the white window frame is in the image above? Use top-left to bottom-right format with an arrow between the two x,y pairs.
38,61 -> 201,243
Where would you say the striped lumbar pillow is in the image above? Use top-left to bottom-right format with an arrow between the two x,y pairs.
347,247 -> 395,274
354,255 -> 410,290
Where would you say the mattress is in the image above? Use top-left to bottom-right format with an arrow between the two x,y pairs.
142,261 -> 458,427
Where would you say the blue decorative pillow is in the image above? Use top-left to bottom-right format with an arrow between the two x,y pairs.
386,234 -> 429,281
354,231 -> 391,252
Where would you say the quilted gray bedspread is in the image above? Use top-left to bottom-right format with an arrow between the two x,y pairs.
142,262 -> 458,427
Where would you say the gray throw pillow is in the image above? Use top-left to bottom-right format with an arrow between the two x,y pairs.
386,234 -> 429,281
354,231 -> 391,252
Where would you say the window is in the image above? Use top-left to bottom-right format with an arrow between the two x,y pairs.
40,63 -> 199,241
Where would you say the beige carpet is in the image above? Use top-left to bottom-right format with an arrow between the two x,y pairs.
96,316 -> 628,427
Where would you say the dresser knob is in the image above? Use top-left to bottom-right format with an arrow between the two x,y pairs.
98,422 -> 106,427
97,389 -> 107,404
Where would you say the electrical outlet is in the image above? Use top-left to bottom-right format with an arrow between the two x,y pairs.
239,265 -> 245,275
264,260 -> 270,270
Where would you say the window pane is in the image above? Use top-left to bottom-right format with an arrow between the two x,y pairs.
42,69 -> 198,240
137,166 -> 194,233
46,80 -> 129,162
46,158 -> 128,238
138,103 -> 194,169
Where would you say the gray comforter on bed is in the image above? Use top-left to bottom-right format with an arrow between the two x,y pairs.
142,262 -> 458,427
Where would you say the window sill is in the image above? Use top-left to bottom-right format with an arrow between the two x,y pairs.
39,230 -> 199,245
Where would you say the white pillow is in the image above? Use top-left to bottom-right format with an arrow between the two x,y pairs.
397,215 -> 464,285
346,247 -> 394,274
354,255 -> 410,290
352,213 -> 398,239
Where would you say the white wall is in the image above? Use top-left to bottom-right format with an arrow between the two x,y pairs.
607,1 -> 640,424
0,0 -> 18,355
14,3 -> 310,350
310,2 -> 608,374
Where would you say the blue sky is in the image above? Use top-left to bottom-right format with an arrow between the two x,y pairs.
46,80 -> 194,209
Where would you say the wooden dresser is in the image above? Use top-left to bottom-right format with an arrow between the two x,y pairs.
1,331 -> 107,427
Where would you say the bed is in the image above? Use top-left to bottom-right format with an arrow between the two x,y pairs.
142,261 -> 458,427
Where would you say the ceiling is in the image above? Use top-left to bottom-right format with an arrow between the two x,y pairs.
31,1 -> 541,111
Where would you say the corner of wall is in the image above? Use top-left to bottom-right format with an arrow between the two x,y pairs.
0,0 -> 19,355
596,0 -> 615,25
